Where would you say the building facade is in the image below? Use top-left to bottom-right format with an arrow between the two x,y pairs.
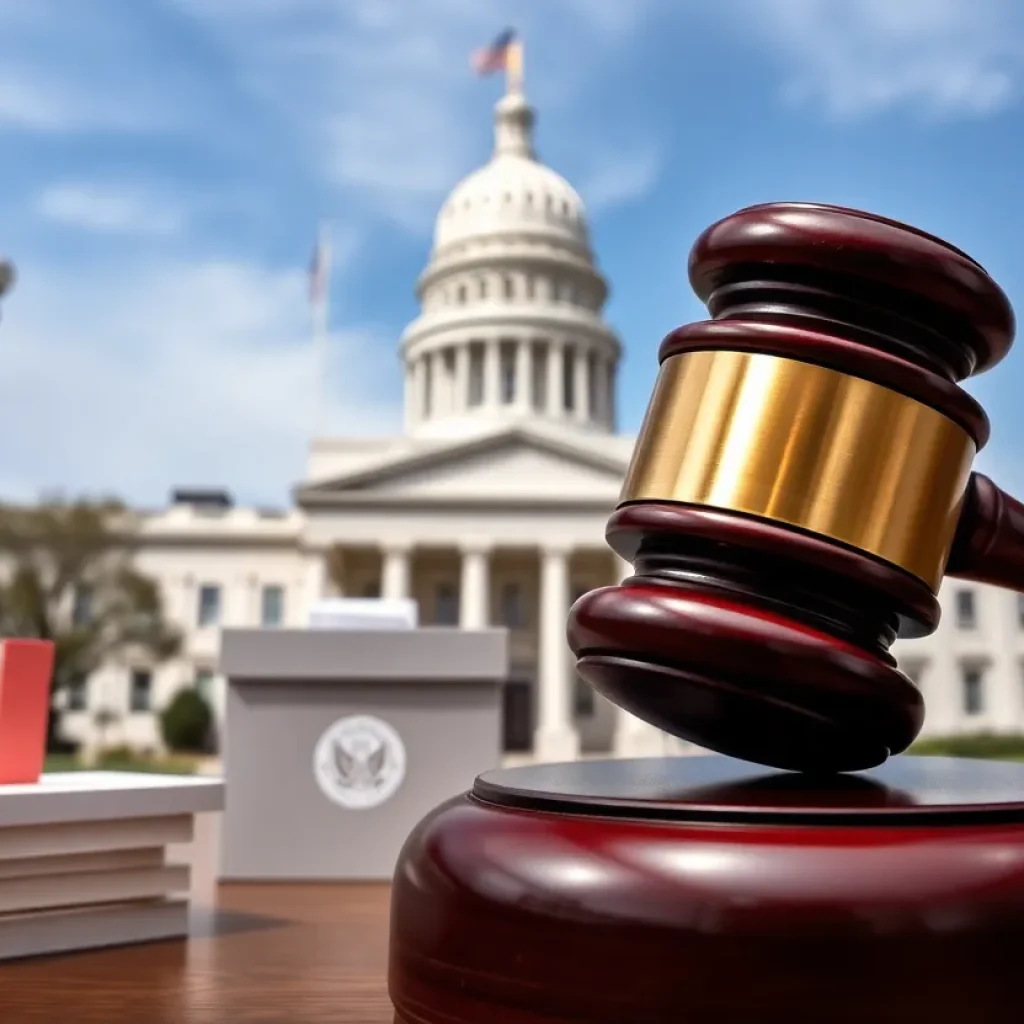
60,91 -> 1024,758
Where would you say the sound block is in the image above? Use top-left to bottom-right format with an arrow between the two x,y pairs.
389,755 -> 1024,1023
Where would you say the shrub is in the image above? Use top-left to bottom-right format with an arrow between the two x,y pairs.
159,687 -> 213,754
908,732 -> 1024,760
99,743 -> 138,762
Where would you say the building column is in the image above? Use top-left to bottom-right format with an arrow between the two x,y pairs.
605,357 -> 617,430
412,356 -> 427,425
988,590 -> 1020,729
381,544 -> 412,601
612,554 -> 668,758
179,574 -> 196,628
535,544 -> 579,761
240,573 -> 259,626
546,338 -> 563,417
574,345 -> 590,424
302,552 -> 327,622
454,344 -> 470,416
403,363 -> 414,430
325,545 -> 344,598
515,338 -> 532,412
484,337 -> 501,409
459,542 -> 491,629
593,357 -> 609,428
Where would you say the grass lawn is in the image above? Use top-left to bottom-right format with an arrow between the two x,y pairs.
43,752 -> 199,775
907,733 -> 1024,761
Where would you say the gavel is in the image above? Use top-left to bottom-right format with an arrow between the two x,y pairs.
568,201 -> 1021,774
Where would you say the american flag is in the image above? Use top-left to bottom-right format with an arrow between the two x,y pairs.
470,28 -> 517,76
309,226 -> 330,305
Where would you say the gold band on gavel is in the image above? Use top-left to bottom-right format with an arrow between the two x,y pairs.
620,350 -> 976,591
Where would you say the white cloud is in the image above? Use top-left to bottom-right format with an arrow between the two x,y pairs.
171,0 -> 666,226
36,184 -> 187,237
0,255 -> 401,506
579,149 -> 662,212
731,0 -> 1024,119
0,2 -> 214,136
0,67 -> 171,134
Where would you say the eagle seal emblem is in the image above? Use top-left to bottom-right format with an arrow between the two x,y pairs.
312,715 -> 407,810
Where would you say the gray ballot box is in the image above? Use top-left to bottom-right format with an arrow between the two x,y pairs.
218,627 -> 508,880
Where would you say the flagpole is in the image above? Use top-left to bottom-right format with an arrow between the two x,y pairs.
505,37 -> 524,96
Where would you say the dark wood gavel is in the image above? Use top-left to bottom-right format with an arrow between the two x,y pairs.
567,202 -> 1021,773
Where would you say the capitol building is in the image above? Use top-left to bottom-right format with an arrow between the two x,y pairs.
63,89 -> 1024,759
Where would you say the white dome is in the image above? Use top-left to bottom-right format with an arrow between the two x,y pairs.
402,87 -> 620,443
433,93 -> 589,253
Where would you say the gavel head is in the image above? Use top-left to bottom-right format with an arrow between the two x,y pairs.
568,202 -> 1017,774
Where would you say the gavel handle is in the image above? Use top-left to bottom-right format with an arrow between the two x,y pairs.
946,472 -> 1024,591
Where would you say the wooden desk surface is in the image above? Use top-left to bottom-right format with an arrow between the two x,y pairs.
1,884 -> 393,1024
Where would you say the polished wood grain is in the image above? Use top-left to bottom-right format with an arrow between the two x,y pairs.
570,573 -> 922,773
605,501 -> 941,632
576,201 -> 1024,772
0,883 -> 392,1023
688,200 -> 1015,378
391,756 -> 1024,1023
948,471 -> 1024,590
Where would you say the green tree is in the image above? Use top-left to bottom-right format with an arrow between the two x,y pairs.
0,497 -> 181,750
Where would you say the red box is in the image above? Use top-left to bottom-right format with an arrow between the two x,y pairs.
0,639 -> 55,785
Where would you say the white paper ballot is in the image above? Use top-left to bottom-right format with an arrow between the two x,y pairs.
307,597 -> 418,631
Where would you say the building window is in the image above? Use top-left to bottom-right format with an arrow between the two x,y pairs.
962,666 -> 984,716
423,356 -> 433,417
197,584 -> 221,627
72,585 -> 94,627
500,344 -> 516,404
525,276 -> 536,300
499,583 -> 525,629
129,669 -> 153,713
435,583 -> 459,626
955,589 -> 976,630
260,585 -> 285,627
194,668 -> 215,703
478,277 -> 488,299
562,348 -> 576,412
574,675 -> 595,716
532,344 -> 547,411
456,284 -> 467,304
503,275 -> 514,300
362,582 -> 381,598
66,673 -> 88,712
468,346 -> 484,407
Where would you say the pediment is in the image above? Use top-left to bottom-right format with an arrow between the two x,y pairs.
297,429 -> 629,503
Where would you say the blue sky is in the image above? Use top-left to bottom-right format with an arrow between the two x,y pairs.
2,0 -> 1024,506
